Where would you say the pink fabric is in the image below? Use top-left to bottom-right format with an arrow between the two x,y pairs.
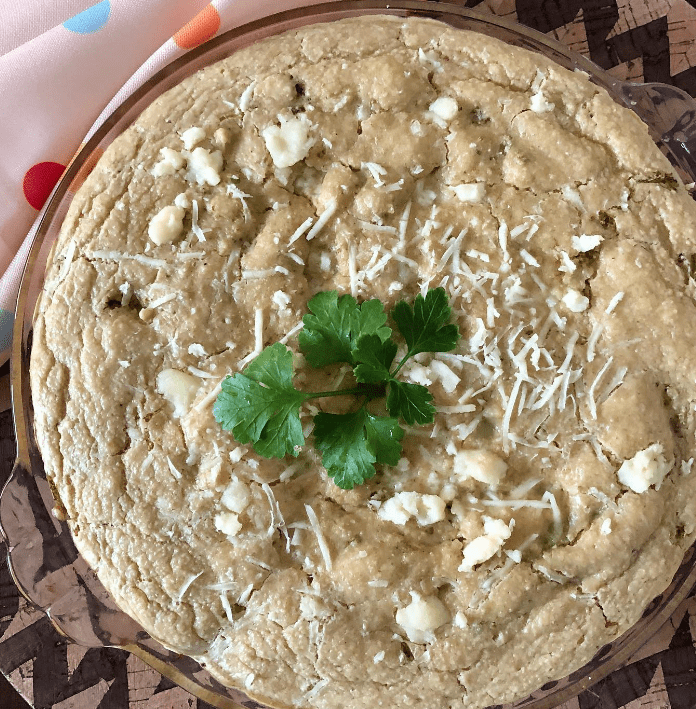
0,0 -> 322,360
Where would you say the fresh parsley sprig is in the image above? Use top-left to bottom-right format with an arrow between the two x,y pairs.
213,288 -> 460,489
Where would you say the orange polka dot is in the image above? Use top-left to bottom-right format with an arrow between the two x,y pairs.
173,4 -> 220,49
22,161 -> 66,210
68,146 -> 104,193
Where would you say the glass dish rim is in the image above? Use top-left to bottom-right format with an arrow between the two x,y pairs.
6,2 -> 696,709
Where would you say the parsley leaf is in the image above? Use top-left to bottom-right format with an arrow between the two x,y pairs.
353,334 -> 397,384
299,291 -> 391,368
314,409 -> 377,489
387,380 -> 436,425
213,343 -> 307,458
392,287 -> 460,358
355,299 -> 392,344
363,414 -> 404,466
313,409 -> 404,488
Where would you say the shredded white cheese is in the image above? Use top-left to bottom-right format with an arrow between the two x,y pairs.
175,571 -> 203,602
238,80 -> 256,112
605,291 -> 625,314
56,239 -> 77,285
192,379 -> 223,412
220,592 -> 234,622
226,183 -> 252,222
166,456 -> 182,480
262,482 -> 290,551
349,242 -> 358,297
362,161 -> 387,186
306,199 -> 337,241
305,504 -> 332,571
289,217 -> 314,245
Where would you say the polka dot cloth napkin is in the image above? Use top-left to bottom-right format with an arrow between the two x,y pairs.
0,0 -> 323,365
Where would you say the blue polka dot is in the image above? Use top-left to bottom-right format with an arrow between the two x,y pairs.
63,0 -> 111,34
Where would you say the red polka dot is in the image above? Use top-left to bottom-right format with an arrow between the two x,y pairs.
22,161 -> 66,210
173,4 -> 220,49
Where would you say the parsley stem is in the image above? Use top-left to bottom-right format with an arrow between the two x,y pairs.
303,386 -> 372,400
390,351 -> 414,378
304,384 -> 387,401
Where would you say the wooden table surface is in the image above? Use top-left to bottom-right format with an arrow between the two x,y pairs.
5,0 -> 696,707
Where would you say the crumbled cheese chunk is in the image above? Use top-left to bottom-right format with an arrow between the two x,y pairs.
558,250 -> 576,273
562,289 -> 589,312
185,147 -> 223,186
459,517 -> 512,571
156,368 -> 201,418
430,360 -> 461,393
378,491 -> 446,526
418,48 -> 443,71
221,477 -> 251,514
262,116 -> 315,168
403,362 -> 433,387
429,96 -> 458,121
215,511 -> 242,537
530,91 -> 554,113
395,592 -> 450,643
453,183 -> 485,203
214,128 -> 229,147
453,611 -> 468,628
174,192 -> 190,209
187,343 -> 207,357
272,290 -> 291,311
148,205 -> 185,245
572,234 -> 603,252
453,449 -> 508,487
229,448 -> 245,464
152,147 -> 185,177
617,443 -> 672,493
180,126 -> 206,150
600,518 -> 612,535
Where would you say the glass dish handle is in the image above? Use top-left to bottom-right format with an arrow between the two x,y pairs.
615,81 -> 696,182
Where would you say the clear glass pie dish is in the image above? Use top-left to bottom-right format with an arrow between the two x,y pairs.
4,2 -> 696,708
